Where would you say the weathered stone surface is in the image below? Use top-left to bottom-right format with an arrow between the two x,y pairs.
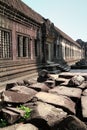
1,107 -> 25,124
82,89 -> 87,96
78,81 -> 87,89
5,107 -> 25,117
2,108 -> 20,124
2,91 -> 33,103
45,80 -> 55,88
34,92 -> 75,114
6,81 -> 25,90
16,123 -> 38,130
57,115 -> 87,130
50,74 -> 58,80
60,80 -> 69,86
49,86 -> 82,99
59,73 -> 74,79
16,80 -> 24,86
55,78 -> 68,85
38,69 -> 49,77
0,124 -> 19,130
29,83 -> 49,92
9,85 -> 37,95
68,75 -> 85,86
23,79 -> 33,86
29,101 -> 67,127
81,96 -> 87,118
37,69 -> 51,82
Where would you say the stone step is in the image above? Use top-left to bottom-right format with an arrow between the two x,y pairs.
0,60 -> 35,67
0,59 -> 43,82
0,65 -> 39,77
0,72 -> 38,89
0,60 -> 42,82
0,70 -> 38,81
0,62 -> 39,73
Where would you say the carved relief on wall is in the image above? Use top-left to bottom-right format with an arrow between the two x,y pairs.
45,19 -> 57,39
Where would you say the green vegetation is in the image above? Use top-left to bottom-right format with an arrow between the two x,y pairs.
0,105 -> 31,128
0,118 -> 8,128
18,105 -> 32,121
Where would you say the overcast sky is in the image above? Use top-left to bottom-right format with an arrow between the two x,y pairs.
21,0 -> 87,42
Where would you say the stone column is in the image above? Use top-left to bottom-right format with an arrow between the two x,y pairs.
19,36 -> 23,57
25,37 -> 29,58
30,37 -> 33,60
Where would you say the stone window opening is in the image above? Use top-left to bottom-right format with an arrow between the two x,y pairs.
0,28 -> 12,59
17,34 -> 30,58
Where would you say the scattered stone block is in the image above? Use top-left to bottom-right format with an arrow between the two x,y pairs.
9,85 -> 37,95
81,96 -> 87,118
38,69 -> 49,77
16,123 -> 38,130
45,80 -> 55,88
59,73 -> 74,79
2,108 -> 20,124
34,92 -> 75,114
68,75 -> 85,87
29,101 -> 67,128
5,107 -> 25,117
23,79 -> 33,86
60,80 -> 69,86
49,86 -> 82,99
37,69 -> 50,82
57,115 -> 87,130
2,91 -> 33,103
82,89 -> 87,96
78,81 -> 87,89
55,78 -> 68,85
16,80 -> 24,86
29,83 -> 49,92
0,124 -> 19,130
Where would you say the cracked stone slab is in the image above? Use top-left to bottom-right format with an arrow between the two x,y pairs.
34,92 -> 75,114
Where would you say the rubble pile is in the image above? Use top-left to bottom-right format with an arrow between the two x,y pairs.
0,70 -> 87,130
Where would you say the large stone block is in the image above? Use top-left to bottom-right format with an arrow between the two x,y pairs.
2,91 -> 33,103
2,108 -> 20,124
29,101 -> 67,128
45,80 -> 55,88
29,83 -> 49,92
16,123 -> 38,130
34,92 -> 75,114
78,81 -> 87,89
55,78 -> 68,86
49,86 -> 82,99
68,75 -> 85,87
9,85 -> 37,95
57,115 -> 87,130
82,89 -> 87,96
81,96 -> 87,118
